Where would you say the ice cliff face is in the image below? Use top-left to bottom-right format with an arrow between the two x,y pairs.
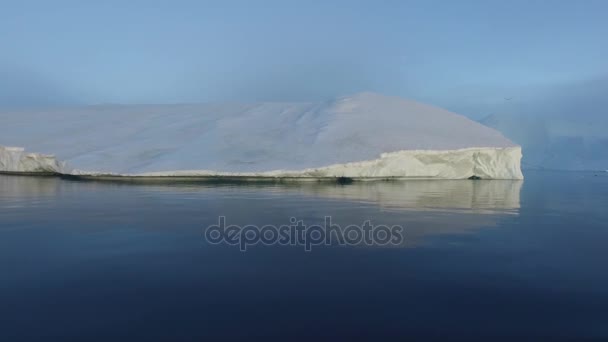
0,92 -> 523,179
138,147 -> 523,180
0,146 -> 66,173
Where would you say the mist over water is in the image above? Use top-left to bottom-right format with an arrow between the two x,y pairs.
480,77 -> 608,170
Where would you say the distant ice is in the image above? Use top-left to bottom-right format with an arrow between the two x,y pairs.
0,92 -> 522,179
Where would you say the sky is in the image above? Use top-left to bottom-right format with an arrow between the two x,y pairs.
1,0 -> 607,118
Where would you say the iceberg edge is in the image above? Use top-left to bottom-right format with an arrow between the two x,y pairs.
0,146 -> 67,174
1,146 -> 523,180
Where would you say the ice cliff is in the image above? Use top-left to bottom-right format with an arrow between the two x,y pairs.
0,146 -> 66,173
0,92 -> 523,179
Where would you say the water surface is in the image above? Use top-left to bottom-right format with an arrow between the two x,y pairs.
1,172 -> 607,340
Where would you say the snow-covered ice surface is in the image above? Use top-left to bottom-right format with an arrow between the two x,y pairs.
0,92 -> 523,179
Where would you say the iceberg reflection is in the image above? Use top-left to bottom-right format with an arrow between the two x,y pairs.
0,175 -> 522,246
289,180 -> 522,214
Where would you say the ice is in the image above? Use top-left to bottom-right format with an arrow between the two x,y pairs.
0,146 -> 65,173
0,92 -> 523,179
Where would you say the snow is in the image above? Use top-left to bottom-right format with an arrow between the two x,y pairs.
0,92 -> 523,179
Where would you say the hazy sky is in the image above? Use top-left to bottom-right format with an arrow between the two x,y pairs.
1,0 -> 607,117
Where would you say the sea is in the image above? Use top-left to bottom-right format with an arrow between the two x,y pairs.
1,171 -> 607,340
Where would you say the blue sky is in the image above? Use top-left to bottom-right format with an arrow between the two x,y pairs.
1,0 -> 607,117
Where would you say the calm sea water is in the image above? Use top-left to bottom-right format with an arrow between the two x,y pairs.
1,171 -> 607,341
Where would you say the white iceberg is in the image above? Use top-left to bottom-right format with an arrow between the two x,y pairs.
0,92 -> 523,179
0,146 -> 66,173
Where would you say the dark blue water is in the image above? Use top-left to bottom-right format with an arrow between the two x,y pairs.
1,171 -> 607,341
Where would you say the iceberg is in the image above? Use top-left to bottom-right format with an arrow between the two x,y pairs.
0,146 -> 66,173
0,92 -> 523,179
